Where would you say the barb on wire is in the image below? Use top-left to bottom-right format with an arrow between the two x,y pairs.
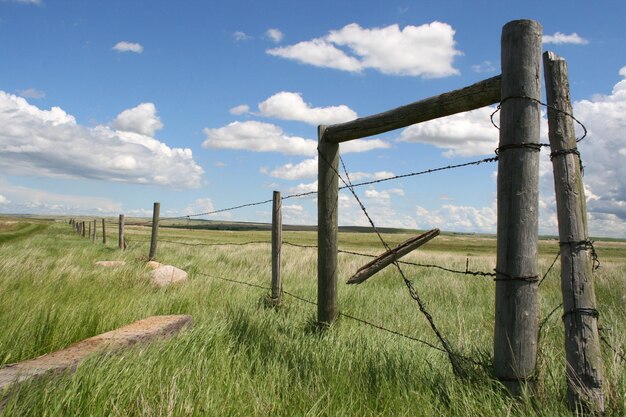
319,149 -> 468,377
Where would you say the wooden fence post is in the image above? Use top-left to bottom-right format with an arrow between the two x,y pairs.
88,222 -> 91,240
102,219 -> 106,244
317,125 -> 339,327
148,202 -> 160,261
543,51 -> 605,414
494,19 -> 542,395
119,215 -> 125,250
82,221 -> 86,238
271,191 -> 282,305
92,219 -> 97,242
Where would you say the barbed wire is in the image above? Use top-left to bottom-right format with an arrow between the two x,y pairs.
283,241 -> 496,278
196,269 -> 483,367
167,156 -> 498,220
319,149 -> 468,377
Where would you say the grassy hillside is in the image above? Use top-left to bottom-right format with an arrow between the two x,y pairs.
0,218 -> 624,416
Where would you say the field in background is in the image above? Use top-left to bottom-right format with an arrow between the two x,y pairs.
0,217 -> 624,416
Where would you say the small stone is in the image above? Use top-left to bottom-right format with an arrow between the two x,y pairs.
95,261 -> 126,267
149,264 -> 188,287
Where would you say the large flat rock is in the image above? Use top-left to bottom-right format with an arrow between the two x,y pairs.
0,315 -> 192,397
147,262 -> 188,287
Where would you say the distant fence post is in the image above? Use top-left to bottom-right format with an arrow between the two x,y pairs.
88,221 -> 92,240
82,221 -> 86,238
119,215 -> 125,250
544,51 -> 605,413
148,202 -> 160,261
317,125 -> 339,327
493,19 -> 542,395
102,219 -> 106,244
92,219 -> 97,242
271,191 -> 282,306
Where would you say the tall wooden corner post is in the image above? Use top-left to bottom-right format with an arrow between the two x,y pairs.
317,125 -> 339,327
494,19 -> 542,395
543,51 -> 604,414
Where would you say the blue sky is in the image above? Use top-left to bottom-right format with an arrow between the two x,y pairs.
1,0 -> 625,237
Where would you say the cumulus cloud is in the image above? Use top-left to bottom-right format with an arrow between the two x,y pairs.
112,102 -> 163,136
364,188 -> 405,200
0,92 -> 203,188
17,88 -> 45,99
229,104 -> 250,115
112,41 -> 143,53
0,194 -> 9,204
268,22 -> 461,77
203,121 -> 315,155
573,69 -> 626,231
415,204 -> 497,233
266,28 -> 284,43
619,66 -> 626,78
257,91 -> 357,125
267,157 -> 317,180
202,120 -> 389,157
543,32 -> 589,45
397,106 -> 498,157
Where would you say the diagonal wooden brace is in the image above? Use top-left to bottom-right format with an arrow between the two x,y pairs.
347,228 -> 440,284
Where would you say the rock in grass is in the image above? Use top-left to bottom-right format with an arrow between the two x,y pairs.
147,262 -> 188,287
95,261 -> 126,267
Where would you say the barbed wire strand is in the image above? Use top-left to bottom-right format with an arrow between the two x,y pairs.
168,156 -> 498,220
320,148 -> 468,377
196,269 -> 483,366
283,241 -> 496,278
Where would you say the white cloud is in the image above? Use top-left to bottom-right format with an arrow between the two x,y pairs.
572,70 -> 626,231
112,102 -> 163,136
266,28 -> 284,43
397,106 -> 498,157
267,157 -> 317,180
414,204 -> 497,233
0,180 -> 122,215
229,104 -> 250,115
202,120 -> 389,157
203,121 -> 316,156
233,31 -> 252,42
112,41 -> 143,53
0,194 -> 9,204
0,92 -> 203,188
287,181 -> 317,194
364,188 -> 405,200
543,32 -> 588,45
17,88 -> 45,99
471,61 -> 496,74
268,22 -> 461,77
268,38 -> 362,72
257,91 -> 357,125
619,66 -> 626,78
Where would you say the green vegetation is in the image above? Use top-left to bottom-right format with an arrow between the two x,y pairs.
0,219 -> 624,416
0,221 -> 48,244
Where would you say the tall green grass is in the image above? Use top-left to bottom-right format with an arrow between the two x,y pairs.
0,220 -> 624,416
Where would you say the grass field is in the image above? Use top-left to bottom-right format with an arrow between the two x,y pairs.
0,217 -> 624,416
